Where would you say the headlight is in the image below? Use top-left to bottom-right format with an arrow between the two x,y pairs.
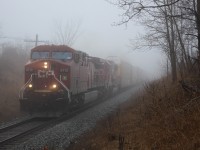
28,84 -> 33,88
52,84 -> 57,89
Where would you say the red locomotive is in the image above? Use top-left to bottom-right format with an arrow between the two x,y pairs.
19,45 -> 121,112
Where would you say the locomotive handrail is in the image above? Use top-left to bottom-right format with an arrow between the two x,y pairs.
19,74 -> 33,99
53,74 -> 71,103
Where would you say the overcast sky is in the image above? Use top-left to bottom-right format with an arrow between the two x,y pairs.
0,0 -> 165,78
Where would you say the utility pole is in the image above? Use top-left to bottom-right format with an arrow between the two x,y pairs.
167,58 -> 169,78
24,34 -> 48,46
35,34 -> 38,47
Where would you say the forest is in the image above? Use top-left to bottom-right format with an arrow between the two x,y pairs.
111,0 -> 199,81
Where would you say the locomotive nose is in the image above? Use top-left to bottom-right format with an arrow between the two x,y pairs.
20,57 -> 71,112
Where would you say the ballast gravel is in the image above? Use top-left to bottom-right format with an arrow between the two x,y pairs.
12,86 -> 141,150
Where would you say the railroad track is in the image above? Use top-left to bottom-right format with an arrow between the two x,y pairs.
0,95 -> 109,149
0,117 -> 55,149
0,87 -> 134,149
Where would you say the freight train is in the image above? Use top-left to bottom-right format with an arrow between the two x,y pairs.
19,45 -> 139,112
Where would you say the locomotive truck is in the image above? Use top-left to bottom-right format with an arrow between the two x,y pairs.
19,45 -> 136,112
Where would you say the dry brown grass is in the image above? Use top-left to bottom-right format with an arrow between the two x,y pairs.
0,78 -> 23,122
67,77 -> 200,150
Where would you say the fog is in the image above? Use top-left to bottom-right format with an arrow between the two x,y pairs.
0,0 -> 165,78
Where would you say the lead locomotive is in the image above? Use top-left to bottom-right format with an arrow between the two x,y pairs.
19,45 -> 122,112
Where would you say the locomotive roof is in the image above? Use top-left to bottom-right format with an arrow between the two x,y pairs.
31,45 -> 75,52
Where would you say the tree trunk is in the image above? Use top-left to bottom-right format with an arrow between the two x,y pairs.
197,0 -> 200,56
164,0 -> 177,82
173,16 -> 189,73
194,0 -> 200,75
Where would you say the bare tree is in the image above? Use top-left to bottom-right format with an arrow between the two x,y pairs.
108,0 -> 180,24
53,19 -> 82,46
110,0 -> 198,82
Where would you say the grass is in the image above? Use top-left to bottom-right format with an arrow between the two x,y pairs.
0,74 -> 23,122
67,76 -> 200,150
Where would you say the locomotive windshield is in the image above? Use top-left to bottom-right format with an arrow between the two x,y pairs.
31,51 -> 72,60
31,52 -> 49,59
52,52 -> 72,60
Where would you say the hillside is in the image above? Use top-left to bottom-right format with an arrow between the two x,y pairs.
68,76 -> 200,150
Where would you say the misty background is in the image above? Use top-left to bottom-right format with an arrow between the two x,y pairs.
0,0 -> 164,78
